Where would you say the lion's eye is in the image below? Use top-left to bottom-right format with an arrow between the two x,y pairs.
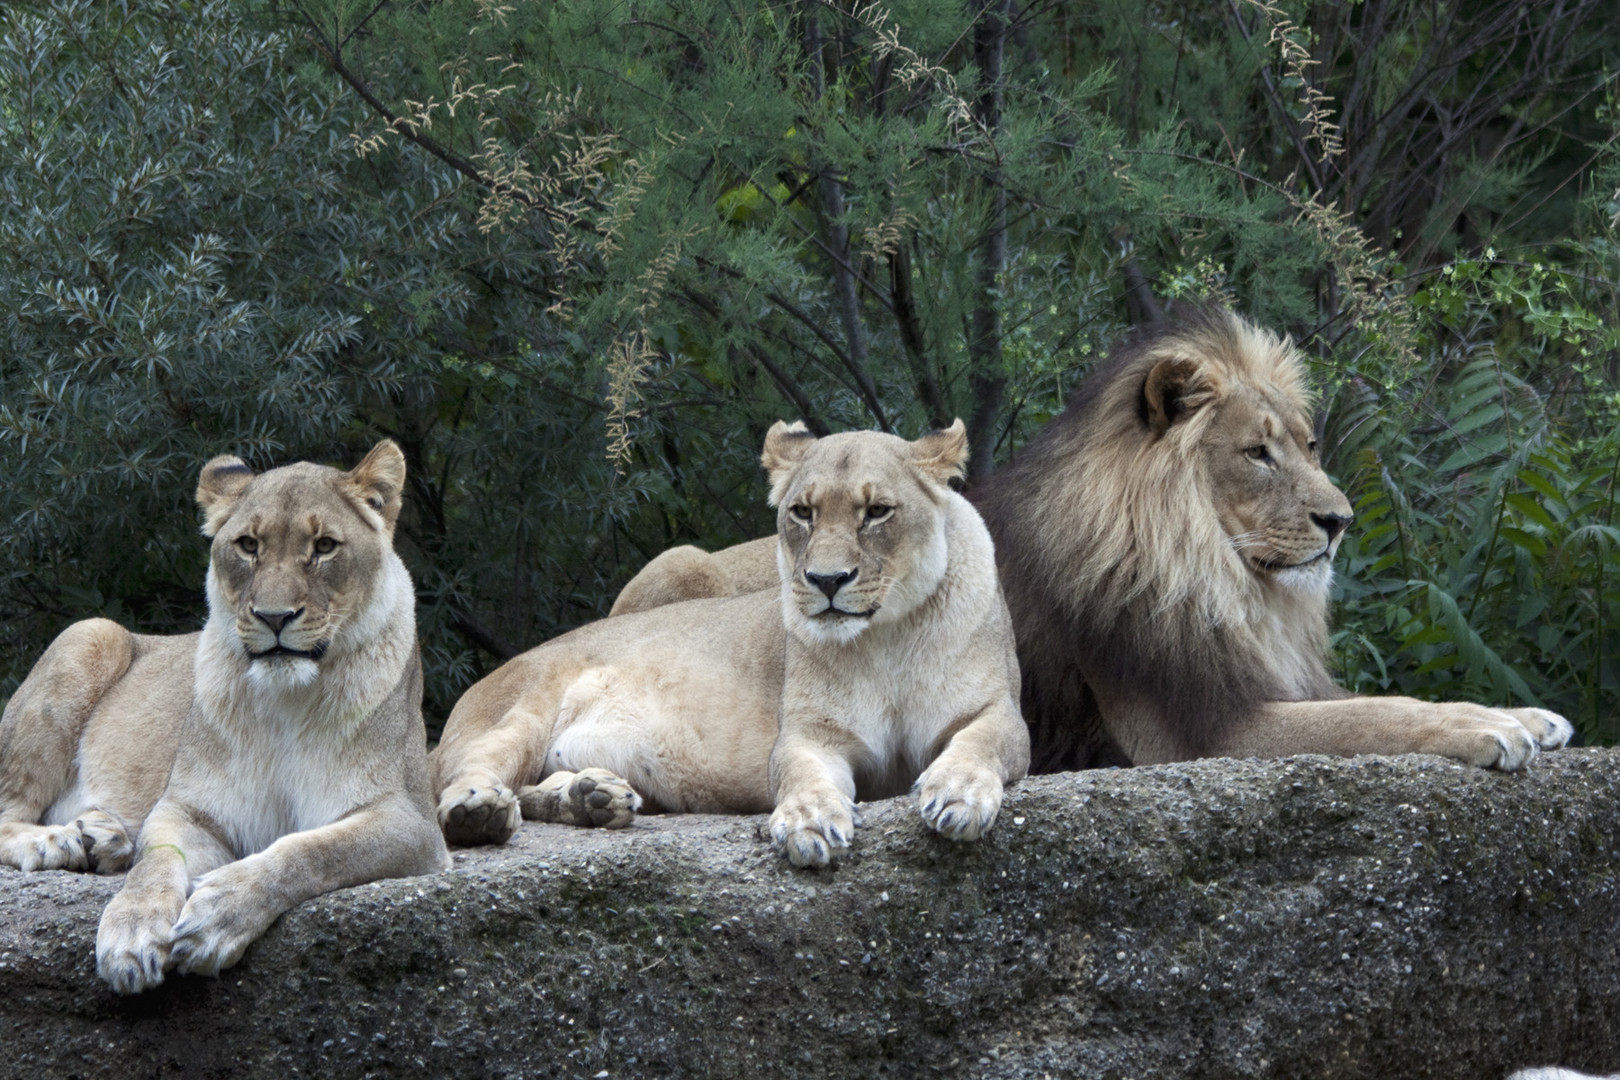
864,504 -> 893,524
314,537 -> 338,555
1245,445 -> 1271,463
236,536 -> 258,556
789,504 -> 814,524
1307,438 -> 1319,455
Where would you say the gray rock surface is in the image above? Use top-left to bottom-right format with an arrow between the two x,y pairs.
3,750 -> 1620,1080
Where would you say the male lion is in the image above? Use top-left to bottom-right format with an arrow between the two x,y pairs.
0,441 -> 450,993
430,422 -> 1029,867
612,311 -> 1572,773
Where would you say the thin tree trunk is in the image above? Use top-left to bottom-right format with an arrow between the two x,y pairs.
803,6 -> 886,431
889,246 -> 950,429
966,0 -> 1011,483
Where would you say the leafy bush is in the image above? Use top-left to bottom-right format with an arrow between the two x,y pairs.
0,0 -> 1615,742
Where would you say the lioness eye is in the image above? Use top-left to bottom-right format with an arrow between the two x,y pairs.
1307,438 -> 1319,455
789,504 -> 813,524
314,537 -> 338,555
237,536 -> 258,555
1245,445 -> 1271,463
865,504 -> 893,523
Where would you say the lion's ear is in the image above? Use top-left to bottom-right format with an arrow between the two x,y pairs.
196,456 -> 256,538
761,421 -> 816,506
1143,355 -> 1220,436
911,419 -> 968,485
341,439 -> 407,533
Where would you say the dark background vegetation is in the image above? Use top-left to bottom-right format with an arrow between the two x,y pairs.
1,0 -> 1616,739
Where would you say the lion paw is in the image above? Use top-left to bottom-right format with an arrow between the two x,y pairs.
519,768 -> 641,829
915,761 -> 1004,841
169,862 -> 278,978
1424,704 -> 1541,771
438,782 -> 519,847
770,790 -> 858,869
75,810 -> 134,874
1498,707 -> 1574,750
0,823 -> 88,873
96,895 -> 174,995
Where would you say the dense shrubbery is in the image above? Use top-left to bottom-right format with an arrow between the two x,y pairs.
0,0 -> 1616,738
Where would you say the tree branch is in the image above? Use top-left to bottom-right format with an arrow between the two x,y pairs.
888,247 -> 949,429
452,612 -> 520,662
965,0 -> 1012,484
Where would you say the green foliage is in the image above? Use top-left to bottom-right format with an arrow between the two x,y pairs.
1329,245 -> 1620,739
0,0 -> 1616,741
0,0 -> 429,641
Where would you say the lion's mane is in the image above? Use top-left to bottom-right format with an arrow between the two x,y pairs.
973,309 -> 1342,771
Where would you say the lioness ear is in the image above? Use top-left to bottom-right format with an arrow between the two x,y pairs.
196,456 -> 256,538
911,419 -> 968,485
1143,355 -> 1220,436
762,421 -> 816,506
341,439 -> 407,533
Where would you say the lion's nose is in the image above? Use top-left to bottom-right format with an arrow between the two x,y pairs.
1311,512 -> 1353,542
804,569 -> 856,599
252,607 -> 304,635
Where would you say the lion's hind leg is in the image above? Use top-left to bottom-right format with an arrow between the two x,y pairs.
0,823 -> 88,872
75,808 -> 135,874
519,768 -> 642,829
0,618 -> 135,873
434,716 -> 533,848
437,772 -> 522,848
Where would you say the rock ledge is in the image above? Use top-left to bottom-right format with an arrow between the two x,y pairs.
3,750 -> 1619,1079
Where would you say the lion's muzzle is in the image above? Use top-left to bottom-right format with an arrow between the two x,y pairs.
241,606 -> 328,662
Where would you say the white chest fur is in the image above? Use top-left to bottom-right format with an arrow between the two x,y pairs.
182,556 -> 415,856
786,496 -> 1007,798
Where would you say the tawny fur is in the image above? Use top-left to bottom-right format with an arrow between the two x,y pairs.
613,310 -> 1572,774
0,441 -> 451,994
430,423 -> 1029,867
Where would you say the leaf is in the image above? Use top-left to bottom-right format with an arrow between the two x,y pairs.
1437,432 -> 1510,473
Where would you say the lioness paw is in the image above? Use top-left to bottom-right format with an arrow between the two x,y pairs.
75,810 -> 134,875
519,768 -> 641,829
169,867 -> 279,978
770,791 -> 857,869
1499,707 -> 1574,750
0,824 -> 87,873
438,782 -> 519,847
915,763 -> 1004,842
96,899 -> 173,995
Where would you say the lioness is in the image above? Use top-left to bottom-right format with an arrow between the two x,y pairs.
612,311 -> 1572,773
0,441 -> 450,993
430,422 -> 1029,867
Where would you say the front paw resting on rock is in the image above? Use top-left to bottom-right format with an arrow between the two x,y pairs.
1500,707 -> 1575,750
437,781 -> 519,846
96,894 -> 178,995
169,862 -> 279,978
914,760 -> 1004,841
770,788 -> 859,869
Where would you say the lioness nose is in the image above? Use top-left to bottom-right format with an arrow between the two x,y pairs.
804,569 -> 856,599
252,607 -> 303,635
1311,512 -> 1353,541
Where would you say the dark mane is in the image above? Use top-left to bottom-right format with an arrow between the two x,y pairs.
971,310 -> 1333,772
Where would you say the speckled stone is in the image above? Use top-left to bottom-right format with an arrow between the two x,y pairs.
3,749 -> 1619,1079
